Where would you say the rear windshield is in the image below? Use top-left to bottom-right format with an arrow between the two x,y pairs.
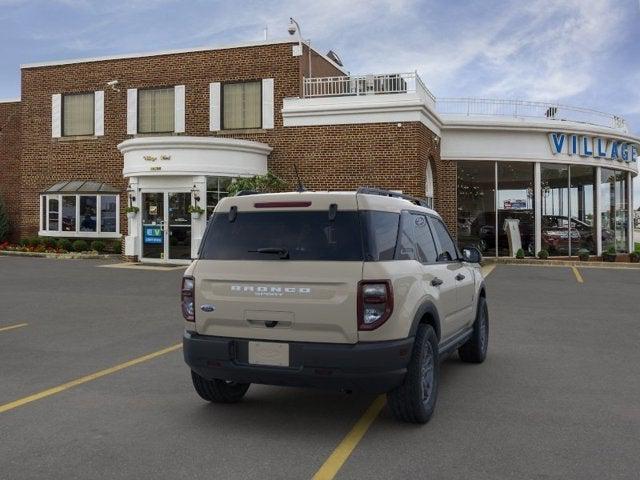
199,211 -> 364,261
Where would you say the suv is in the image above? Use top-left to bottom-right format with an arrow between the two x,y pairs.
182,189 -> 488,424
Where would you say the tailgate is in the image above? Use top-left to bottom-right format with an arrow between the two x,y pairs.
193,260 -> 362,344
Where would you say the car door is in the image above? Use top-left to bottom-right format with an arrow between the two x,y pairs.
428,216 -> 476,334
405,212 -> 459,339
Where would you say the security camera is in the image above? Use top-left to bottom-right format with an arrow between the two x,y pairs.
287,23 -> 297,35
107,80 -> 118,86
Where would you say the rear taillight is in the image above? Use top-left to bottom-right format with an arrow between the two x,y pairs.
357,280 -> 393,330
181,276 -> 195,322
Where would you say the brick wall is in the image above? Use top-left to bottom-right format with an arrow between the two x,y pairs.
0,101 -> 21,241
15,41 -> 448,242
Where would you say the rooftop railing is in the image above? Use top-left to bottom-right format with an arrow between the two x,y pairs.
301,74 -> 628,131
436,97 -> 627,131
303,72 -> 436,104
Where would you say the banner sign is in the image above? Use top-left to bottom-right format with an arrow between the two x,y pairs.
143,226 -> 163,244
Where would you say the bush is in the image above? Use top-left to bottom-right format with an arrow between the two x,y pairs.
606,245 -> 617,255
537,249 -> 549,260
40,237 -> 57,249
27,236 -> 42,247
72,239 -> 89,252
90,240 -> 106,253
19,238 -> 29,247
515,248 -> 525,259
227,172 -> 287,196
111,239 -> 122,254
57,238 -> 73,252
577,249 -> 590,261
629,251 -> 640,263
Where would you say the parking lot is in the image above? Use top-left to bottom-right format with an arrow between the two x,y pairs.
1,257 -> 639,480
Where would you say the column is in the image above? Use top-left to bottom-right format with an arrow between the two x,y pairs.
595,167 -> 602,256
534,162 -> 541,255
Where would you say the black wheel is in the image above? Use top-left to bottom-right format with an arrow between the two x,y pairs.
191,370 -> 250,403
387,324 -> 439,424
458,296 -> 489,363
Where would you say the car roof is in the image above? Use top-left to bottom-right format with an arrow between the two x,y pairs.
215,191 -> 440,217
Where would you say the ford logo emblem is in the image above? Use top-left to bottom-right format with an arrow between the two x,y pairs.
200,304 -> 215,312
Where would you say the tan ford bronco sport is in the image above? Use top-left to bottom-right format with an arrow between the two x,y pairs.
182,188 -> 488,423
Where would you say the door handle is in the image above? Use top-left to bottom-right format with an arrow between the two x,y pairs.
455,273 -> 466,281
431,277 -> 443,287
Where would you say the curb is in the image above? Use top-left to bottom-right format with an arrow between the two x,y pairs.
0,250 -> 120,260
482,257 -> 640,269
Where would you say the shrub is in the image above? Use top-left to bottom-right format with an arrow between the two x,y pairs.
19,238 -> 29,247
90,240 -> 106,253
577,249 -> 590,261
111,239 -> 122,254
606,245 -> 617,255
72,239 -> 89,252
0,194 -> 9,242
629,251 -> 640,263
515,248 -> 525,259
537,249 -> 549,260
40,237 -> 57,249
27,236 -> 41,247
57,238 -> 73,252
227,172 -> 287,196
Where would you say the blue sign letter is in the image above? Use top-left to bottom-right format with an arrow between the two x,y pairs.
548,133 -> 565,154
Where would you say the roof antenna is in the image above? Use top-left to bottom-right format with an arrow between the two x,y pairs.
293,164 -> 307,192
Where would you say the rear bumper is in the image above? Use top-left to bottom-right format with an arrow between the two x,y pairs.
183,331 -> 413,394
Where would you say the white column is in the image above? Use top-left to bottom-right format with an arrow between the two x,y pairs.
595,167 -> 602,256
124,177 -> 139,257
628,171 -> 634,253
191,175 -> 207,259
534,162 -> 541,255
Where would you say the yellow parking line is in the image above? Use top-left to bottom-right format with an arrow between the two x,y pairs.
481,264 -> 496,277
0,343 -> 182,414
572,266 -> 584,283
0,323 -> 28,333
312,395 -> 387,480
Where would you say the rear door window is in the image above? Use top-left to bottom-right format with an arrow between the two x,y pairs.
200,211 -> 363,261
413,214 -> 438,263
428,217 -> 458,262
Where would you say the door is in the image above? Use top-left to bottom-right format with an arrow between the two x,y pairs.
428,216 -> 476,335
141,192 -> 192,263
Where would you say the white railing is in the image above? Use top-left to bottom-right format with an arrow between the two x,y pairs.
436,97 -> 627,131
303,72 -> 436,103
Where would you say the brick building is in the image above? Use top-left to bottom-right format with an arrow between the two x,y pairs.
0,38 -> 638,262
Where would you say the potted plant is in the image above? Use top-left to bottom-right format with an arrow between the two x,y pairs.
188,205 -> 205,219
603,245 -> 617,262
537,249 -> 549,260
577,248 -> 590,262
125,206 -> 139,219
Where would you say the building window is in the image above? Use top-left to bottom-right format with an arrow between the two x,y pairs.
600,168 -> 628,253
62,92 -> 94,136
425,160 -> 434,208
138,87 -> 175,133
497,162 -> 535,257
457,161 -> 496,256
206,177 -> 233,219
222,81 -> 261,129
40,194 -> 120,237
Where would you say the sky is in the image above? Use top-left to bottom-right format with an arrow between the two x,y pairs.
1,0 -> 639,204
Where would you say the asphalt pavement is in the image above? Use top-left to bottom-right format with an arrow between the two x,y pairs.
0,257 -> 639,479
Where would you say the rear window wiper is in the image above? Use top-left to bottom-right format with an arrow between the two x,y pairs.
248,247 -> 290,259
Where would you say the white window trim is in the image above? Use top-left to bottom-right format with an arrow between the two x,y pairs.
39,193 -> 121,238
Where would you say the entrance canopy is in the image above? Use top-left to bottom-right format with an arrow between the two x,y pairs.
43,180 -> 120,194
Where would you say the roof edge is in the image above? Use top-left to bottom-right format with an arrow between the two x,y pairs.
20,38 -> 347,74
0,97 -> 20,103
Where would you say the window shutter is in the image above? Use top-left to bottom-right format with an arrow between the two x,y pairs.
51,94 -> 62,138
209,82 -> 221,131
127,88 -> 137,135
174,85 -> 185,133
94,90 -> 104,136
262,78 -> 274,129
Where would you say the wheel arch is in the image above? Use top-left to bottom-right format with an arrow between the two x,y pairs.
409,301 -> 442,341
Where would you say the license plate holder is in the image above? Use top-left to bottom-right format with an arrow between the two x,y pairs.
248,341 -> 289,367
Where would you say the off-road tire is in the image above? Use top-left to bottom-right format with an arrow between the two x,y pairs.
191,370 -> 250,403
387,324 -> 439,424
458,296 -> 489,363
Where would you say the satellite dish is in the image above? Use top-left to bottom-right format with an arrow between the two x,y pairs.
326,50 -> 344,67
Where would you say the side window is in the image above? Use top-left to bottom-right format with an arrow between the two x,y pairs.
395,212 -> 417,260
429,217 -> 458,262
413,214 -> 438,263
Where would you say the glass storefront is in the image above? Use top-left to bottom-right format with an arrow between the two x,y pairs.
600,168 -> 628,253
497,163 -> 535,256
457,161 -> 496,256
457,161 -> 630,257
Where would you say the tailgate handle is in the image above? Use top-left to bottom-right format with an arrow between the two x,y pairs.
247,319 -> 293,329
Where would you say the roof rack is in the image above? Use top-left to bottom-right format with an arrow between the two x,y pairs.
356,187 -> 430,208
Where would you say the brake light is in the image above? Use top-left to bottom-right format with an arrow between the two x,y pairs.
181,276 -> 195,322
254,201 -> 312,208
357,280 -> 393,330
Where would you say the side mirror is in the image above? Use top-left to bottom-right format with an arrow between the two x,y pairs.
462,246 -> 482,264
